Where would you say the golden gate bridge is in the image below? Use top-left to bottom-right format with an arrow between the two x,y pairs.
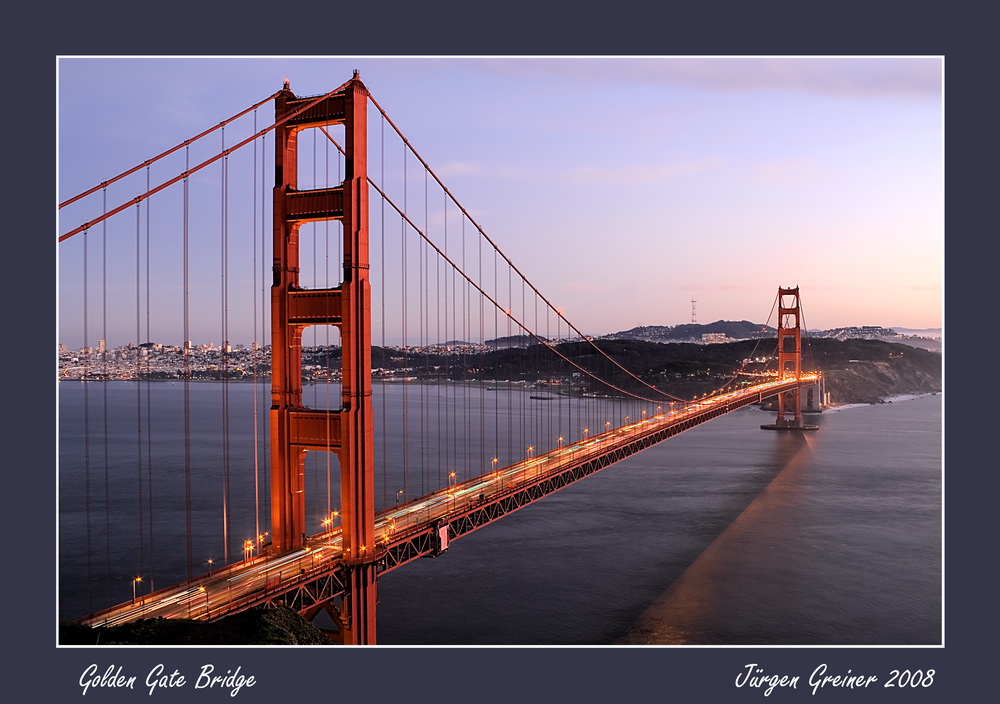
58,72 -> 821,644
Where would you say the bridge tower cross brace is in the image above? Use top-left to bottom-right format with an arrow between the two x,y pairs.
270,73 -> 376,644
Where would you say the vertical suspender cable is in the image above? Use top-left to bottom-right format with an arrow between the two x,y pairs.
461,218 -> 470,479
481,224 -> 487,468
444,195 -> 453,481
434,175 -> 443,487
221,127 -> 231,564
134,201 -> 146,590
259,127 -> 270,543
82,227 -> 93,613
251,112 -> 261,548
421,169 -> 428,495
101,190 -> 112,605
521,279 -> 542,453
493,247 -> 499,463
380,116 -> 388,510
506,262 -> 512,463
401,147 -> 408,504
144,166 -> 155,593
183,146 -> 192,580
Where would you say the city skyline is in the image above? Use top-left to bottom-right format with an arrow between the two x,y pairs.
57,56 -> 943,349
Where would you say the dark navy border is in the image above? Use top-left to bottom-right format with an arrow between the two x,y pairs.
24,2 -> 983,701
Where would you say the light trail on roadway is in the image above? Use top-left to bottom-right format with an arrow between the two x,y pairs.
77,375 -> 816,628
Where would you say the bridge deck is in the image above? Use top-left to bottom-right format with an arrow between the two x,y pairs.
76,376 -> 816,628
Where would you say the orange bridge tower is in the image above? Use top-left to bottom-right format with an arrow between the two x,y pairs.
270,73 -> 377,643
761,286 -> 818,431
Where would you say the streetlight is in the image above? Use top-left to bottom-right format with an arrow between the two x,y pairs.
582,428 -> 589,440
132,576 -> 142,602
396,489 -> 404,505
527,446 -> 534,458
199,585 -> 209,617
557,436 -> 563,449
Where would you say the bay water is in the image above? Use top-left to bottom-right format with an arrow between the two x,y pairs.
57,381 -> 941,645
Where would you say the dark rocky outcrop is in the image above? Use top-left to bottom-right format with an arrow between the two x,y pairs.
801,338 -> 941,404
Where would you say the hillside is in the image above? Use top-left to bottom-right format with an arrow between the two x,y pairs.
803,338 -> 941,403
365,337 -> 941,404
598,320 -> 942,353
600,320 -> 774,342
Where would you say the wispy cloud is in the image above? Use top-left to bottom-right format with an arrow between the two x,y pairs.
436,161 -> 485,178
468,56 -> 942,99
445,159 -> 724,186
560,159 -> 724,186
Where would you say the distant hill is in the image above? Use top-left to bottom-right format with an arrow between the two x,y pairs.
600,321 -> 941,352
808,326 -> 941,352
485,334 -> 547,348
890,327 -> 942,338
601,320 -> 775,343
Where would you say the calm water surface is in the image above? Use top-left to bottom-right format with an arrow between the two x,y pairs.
58,381 -> 941,645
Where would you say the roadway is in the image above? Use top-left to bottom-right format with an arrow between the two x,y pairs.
76,374 -> 816,628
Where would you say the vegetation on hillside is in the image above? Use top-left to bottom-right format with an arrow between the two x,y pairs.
362,338 -> 941,403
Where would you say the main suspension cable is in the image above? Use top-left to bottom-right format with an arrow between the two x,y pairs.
366,94 -> 684,403
60,84 -> 353,241
59,91 -> 283,210
319,125 -> 683,406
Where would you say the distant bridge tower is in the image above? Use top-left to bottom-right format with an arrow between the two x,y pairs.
270,73 -> 377,643
762,286 -> 818,431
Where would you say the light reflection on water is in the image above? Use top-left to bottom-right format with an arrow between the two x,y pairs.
377,394 -> 941,645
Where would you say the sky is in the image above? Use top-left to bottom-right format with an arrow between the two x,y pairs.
56,56 -> 943,349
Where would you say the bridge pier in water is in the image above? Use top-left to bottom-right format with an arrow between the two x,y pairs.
761,286 -> 819,431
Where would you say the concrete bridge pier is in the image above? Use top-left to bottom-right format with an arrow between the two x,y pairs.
801,381 -> 826,413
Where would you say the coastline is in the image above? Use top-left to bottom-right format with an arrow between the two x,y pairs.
823,390 -> 941,413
